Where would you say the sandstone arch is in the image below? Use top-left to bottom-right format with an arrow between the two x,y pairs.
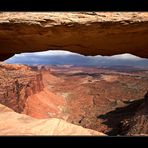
0,12 -> 148,60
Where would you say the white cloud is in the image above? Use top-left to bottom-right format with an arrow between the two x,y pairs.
110,53 -> 142,60
30,50 -> 76,56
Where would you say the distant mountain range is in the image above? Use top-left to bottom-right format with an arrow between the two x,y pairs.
4,50 -> 148,69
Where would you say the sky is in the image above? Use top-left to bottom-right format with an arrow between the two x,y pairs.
4,50 -> 148,68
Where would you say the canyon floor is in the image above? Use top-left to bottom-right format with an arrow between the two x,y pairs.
0,63 -> 148,135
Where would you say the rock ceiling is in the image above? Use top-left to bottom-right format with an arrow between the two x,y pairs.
0,12 -> 148,61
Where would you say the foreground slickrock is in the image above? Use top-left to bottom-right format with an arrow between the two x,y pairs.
0,104 -> 105,136
0,12 -> 148,61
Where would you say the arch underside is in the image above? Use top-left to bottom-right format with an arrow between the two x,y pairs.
0,12 -> 148,60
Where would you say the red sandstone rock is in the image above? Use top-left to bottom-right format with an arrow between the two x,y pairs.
23,88 -> 67,119
0,62 -> 44,112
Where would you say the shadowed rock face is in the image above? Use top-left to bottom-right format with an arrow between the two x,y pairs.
126,91 -> 148,135
97,91 -> 148,136
0,12 -> 148,61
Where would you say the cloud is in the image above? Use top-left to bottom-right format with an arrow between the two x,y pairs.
27,50 -> 76,56
110,53 -> 142,60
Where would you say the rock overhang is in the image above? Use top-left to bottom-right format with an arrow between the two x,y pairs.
0,12 -> 148,61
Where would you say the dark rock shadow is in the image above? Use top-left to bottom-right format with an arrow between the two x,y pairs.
97,98 -> 144,136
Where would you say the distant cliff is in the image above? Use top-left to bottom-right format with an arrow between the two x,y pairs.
0,63 -> 44,112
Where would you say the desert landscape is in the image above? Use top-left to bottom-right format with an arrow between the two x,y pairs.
0,12 -> 148,136
1,54 -> 148,136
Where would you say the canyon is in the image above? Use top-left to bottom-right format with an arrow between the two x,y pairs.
0,62 -> 148,135
0,63 -> 105,135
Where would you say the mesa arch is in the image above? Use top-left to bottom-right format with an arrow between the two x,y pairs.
0,12 -> 148,60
